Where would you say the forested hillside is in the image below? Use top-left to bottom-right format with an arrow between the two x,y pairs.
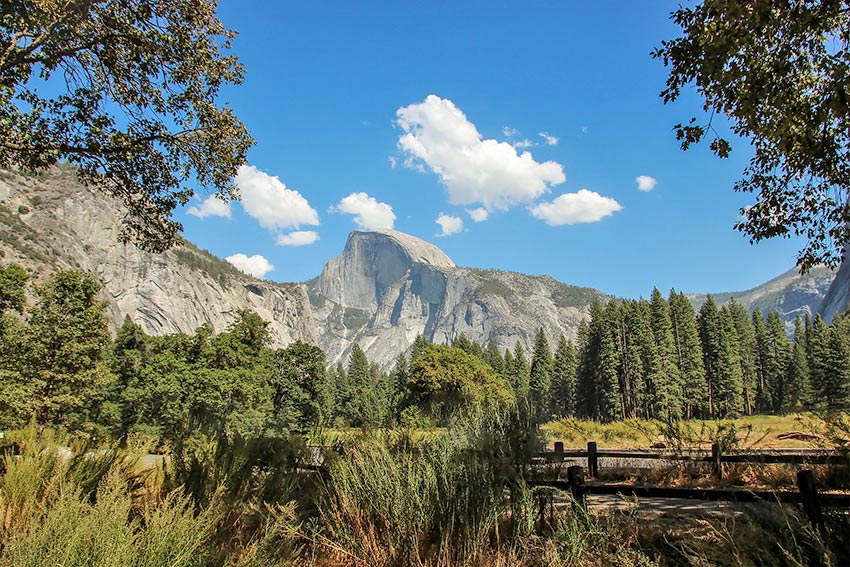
2,264 -> 847,441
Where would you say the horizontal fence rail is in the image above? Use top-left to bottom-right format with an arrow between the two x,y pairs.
538,441 -> 850,479
530,479 -> 850,508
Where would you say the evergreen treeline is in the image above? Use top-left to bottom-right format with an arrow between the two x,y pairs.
536,290 -> 850,422
1,265 -> 848,437
0,266 -> 512,438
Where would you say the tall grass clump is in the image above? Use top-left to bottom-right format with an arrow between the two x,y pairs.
0,429 -> 217,567
315,412 -> 538,566
0,427 -> 303,567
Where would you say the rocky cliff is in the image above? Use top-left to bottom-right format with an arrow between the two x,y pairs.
307,229 -> 607,369
687,265 -> 836,328
0,165 -> 840,367
819,242 -> 850,323
0,166 -> 316,347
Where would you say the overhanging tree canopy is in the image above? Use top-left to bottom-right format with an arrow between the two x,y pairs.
0,0 -> 253,251
654,0 -> 850,270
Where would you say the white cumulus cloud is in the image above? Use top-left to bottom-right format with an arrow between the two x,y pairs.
331,192 -> 396,230
530,189 -> 623,226
225,253 -> 274,278
187,195 -> 231,219
539,132 -> 559,146
276,230 -> 320,247
467,207 -> 489,222
396,95 -> 566,212
636,175 -> 657,192
436,213 -> 463,236
235,165 -> 319,231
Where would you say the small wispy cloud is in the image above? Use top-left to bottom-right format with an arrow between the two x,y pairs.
467,207 -> 489,222
530,189 -> 622,226
503,126 -> 519,137
635,175 -> 657,192
331,192 -> 396,230
225,253 -> 274,278
276,230 -> 320,247
539,132 -> 559,146
513,139 -> 534,149
187,195 -> 231,219
436,213 -> 464,236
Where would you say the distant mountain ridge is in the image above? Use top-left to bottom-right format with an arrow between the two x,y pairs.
686,265 -> 836,327
307,229 -> 607,368
0,165 -> 844,368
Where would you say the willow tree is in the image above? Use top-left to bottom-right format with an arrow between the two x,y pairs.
0,0 -> 253,251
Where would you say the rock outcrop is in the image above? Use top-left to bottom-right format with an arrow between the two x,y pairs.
819,243 -> 850,323
687,265 -> 835,330
0,165 -> 839,368
0,166 -> 316,347
308,230 -> 606,369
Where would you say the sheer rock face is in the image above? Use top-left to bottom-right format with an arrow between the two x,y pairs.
819,243 -> 850,323
0,166 -> 316,347
309,230 -> 606,369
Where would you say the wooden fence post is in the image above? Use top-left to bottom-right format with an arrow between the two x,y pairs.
567,465 -> 586,511
797,469 -> 824,532
711,442 -> 722,479
587,441 -> 598,478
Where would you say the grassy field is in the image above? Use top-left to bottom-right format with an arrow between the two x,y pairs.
543,413 -> 849,450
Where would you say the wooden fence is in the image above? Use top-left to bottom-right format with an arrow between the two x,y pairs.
530,441 -> 850,528
538,441 -> 849,479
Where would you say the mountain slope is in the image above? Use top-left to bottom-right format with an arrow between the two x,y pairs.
308,229 -> 608,369
0,166 -> 316,347
686,265 -> 835,326
818,242 -> 850,323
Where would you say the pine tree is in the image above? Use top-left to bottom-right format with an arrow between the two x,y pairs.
765,311 -> 791,412
785,316 -> 810,409
807,315 -> 830,406
823,314 -> 850,408
347,344 -> 371,425
484,341 -> 505,375
551,335 -> 578,417
577,300 -> 622,421
725,300 -> 757,415
410,334 -> 429,363
717,306 -> 745,417
503,347 -> 515,396
512,342 -> 531,399
649,289 -> 684,421
668,290 -> 707,418
698,296 -> 743,418
614,300 -> 645,419
529,328 -> 554,422
751,310 -> 772,412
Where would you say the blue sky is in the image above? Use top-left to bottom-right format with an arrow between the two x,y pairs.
176,1 -> 807,298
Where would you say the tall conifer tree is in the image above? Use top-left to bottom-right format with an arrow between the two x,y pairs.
529,328 -> 554,421
668,291 -> 707,418
649,289 -> 684,421
551,335 -> 578,417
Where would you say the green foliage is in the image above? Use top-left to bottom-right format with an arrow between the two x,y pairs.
1,0 -> 254,252
172,242 -> 246,285
529,328 -> 553,422
0,263 -> 27,314
342,306 -> 370,330
405,344 -> 514,423
655,0 -> 850,270
477,277 -> 514,299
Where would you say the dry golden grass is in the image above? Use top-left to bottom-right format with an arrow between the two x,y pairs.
543,413 -> 846,450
